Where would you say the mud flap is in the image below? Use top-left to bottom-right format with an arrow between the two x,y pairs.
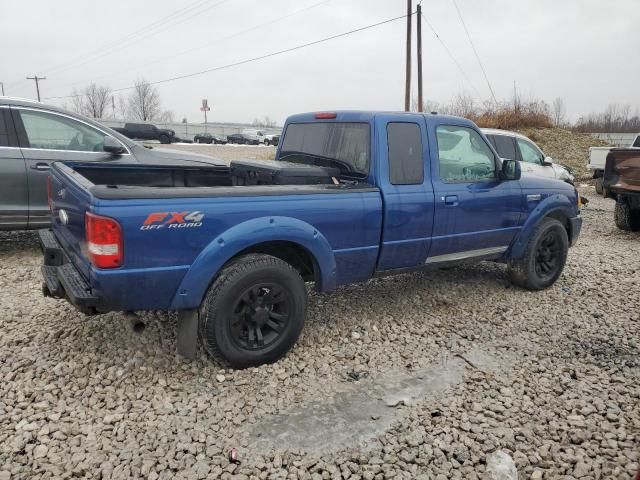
177,310 -> 198,360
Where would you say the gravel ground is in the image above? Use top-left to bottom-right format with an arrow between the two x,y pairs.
1,187 -> 638,480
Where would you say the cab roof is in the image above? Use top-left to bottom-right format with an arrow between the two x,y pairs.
285,110 -> 477,128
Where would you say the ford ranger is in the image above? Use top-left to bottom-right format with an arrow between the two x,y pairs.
38,111 -> 583,368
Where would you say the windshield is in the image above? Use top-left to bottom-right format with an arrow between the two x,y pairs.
280,122 -> 370,176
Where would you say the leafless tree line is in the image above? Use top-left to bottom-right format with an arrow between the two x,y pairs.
573,104 -> 640,133
69,79 -> 174,123
414,91 -> 638,132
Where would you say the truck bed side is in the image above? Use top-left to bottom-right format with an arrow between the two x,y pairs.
49,163 -> 382,312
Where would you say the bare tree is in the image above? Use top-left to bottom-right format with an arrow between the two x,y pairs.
158,110 -> 175,123
69,83 -> 111,118
552,97 -> 566,127
449,91 -> 477,117
127,79 -> 162,121
252,116 -> 277,128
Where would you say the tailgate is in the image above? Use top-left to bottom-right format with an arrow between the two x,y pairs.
603,148 -> 640,193
49,163 -> 94,280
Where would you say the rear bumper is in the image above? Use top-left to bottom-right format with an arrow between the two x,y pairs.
569,216 -> 582,247
38,229 -> 100,314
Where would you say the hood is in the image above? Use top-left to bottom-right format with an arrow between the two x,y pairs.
131,144 -> 226,167
519,171 -> 575,192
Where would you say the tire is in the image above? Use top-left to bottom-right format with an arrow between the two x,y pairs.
507,218 -> 569,291
199,254 -> 307,368
614,200 -> 640,231
595,177 -> 603,195
159,134 -> 170,144
264,139 -> 270,146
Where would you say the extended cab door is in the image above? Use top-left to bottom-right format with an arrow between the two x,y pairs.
375,114 -> 435,270
428,122 -> 521,262
12,107 -> 129,228
0,108 -> 28,229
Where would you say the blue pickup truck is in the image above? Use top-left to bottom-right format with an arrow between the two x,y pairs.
39,111 -> 582,368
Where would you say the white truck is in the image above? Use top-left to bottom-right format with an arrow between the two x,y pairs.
589,133 -> 640,194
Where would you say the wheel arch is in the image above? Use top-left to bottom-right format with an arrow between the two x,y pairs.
509,194 -> 576,259
169,216 -> 337,310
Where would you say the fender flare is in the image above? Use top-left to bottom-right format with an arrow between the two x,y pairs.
169,216 -> 337,310
509,194 -> 576,259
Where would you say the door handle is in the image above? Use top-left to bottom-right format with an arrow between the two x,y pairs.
444,195 -> 458,206
31,163 -> 50,171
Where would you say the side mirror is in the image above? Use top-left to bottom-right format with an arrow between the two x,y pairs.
542,156 -> 553,166
500,159 -> 521,181
103,136 -> 125,155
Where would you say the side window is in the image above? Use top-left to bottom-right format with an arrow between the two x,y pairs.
0,110 -> 9,147
436,125 -> 496,182
492,135 -> 517,160
387,122 -> 424,185
18,110 -> 106,152
633,136 -> 640,148
517,138 -> 544,164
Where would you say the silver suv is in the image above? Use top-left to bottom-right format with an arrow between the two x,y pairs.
0,97 -> 223,231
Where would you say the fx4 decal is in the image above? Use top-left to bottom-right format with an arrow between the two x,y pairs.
141,211 -> 204,230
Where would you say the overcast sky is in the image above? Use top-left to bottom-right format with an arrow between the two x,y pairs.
2,0 -> 639,125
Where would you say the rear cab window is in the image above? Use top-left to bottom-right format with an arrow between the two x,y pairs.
279,122 -> 370,178
387,122 -> 423,185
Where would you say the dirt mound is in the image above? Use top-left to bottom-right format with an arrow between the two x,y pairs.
516,127 -> 611,178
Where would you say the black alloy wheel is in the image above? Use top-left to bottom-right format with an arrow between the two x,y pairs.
534,231 -> 562,282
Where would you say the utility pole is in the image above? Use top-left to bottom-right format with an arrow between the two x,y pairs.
26,75 -> 46,101
0,82 -> 5,96
416,2 -> 423,112
111,95 -> 116,119
404,0 -> 412,112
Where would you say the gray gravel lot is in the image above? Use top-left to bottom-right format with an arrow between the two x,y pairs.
1,188 -> 638,479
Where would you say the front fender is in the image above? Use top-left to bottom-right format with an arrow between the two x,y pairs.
509,194 -> 576,259
169,216 -> 337,310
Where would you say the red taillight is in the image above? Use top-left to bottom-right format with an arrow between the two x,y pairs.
47,176 -> 53,212
85,212 -> 123,268
314,112 -> 337,119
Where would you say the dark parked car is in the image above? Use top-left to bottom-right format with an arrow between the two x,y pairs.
226,133 -> 259,145
0,97 -> 224,231
193,132 -> 227,144
113,122 -> 175,144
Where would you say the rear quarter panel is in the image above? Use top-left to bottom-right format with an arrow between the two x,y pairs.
91,190 -> 382,311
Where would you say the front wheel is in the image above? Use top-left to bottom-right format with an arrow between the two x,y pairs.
159,134 -> 170,144
507,218 -> 568,290
199,254 -> 307,368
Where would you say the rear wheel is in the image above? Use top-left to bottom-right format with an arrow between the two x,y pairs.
508,218 -> 568,290
594,177 -> 604,195
614,200 -> 640,231
199,254 -> 307,368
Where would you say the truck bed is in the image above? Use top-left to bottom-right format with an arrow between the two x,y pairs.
48,161 -> 382,312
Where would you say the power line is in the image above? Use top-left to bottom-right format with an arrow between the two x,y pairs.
420,12 -> 484,100
5,0 -> 228,88
451,0 -> 498,104
45,0 -> 233,78
63,0 -> 334,90
44,12 -> 412,101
